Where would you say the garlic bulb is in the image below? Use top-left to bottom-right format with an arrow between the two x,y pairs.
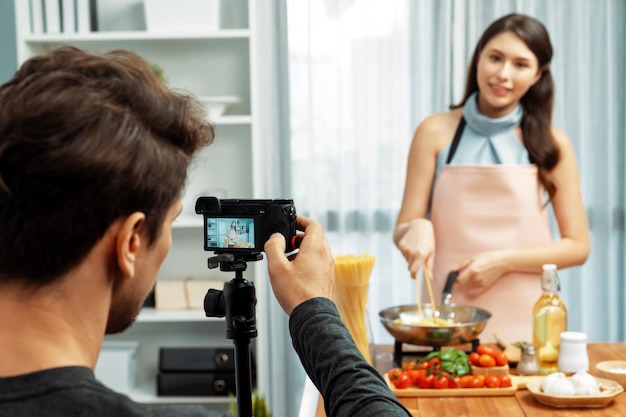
541,371 -> 602,397
544,378 -> 576,396
570,371 -> 601,396
541,372 -> 567,392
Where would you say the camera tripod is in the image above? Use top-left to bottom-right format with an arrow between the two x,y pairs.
204,252 -> 263,417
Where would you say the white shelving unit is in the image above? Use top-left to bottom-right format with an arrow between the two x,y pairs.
11,0 -> 266,412
136,308 -> 220,323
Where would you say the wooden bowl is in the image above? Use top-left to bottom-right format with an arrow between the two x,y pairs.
596,360 -> 626,387
527,377 -> 623,408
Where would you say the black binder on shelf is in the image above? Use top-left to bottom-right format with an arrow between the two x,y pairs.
159,347 -> 236,372
157,347 -> 256,396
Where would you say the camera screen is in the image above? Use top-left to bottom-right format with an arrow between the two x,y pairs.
205,217 -> 256,250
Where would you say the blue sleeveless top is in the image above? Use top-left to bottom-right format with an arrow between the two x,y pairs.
434,92 -> 530,183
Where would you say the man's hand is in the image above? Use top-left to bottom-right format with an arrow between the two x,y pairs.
264,216 -> 335,315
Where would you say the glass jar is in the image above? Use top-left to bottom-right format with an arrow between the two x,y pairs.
518,344 -> 540,376
558,331 -> 589,374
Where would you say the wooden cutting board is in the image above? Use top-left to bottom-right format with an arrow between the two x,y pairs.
385,374 -> 544,397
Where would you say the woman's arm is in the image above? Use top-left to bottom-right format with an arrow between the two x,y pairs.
394,112 -> 458,277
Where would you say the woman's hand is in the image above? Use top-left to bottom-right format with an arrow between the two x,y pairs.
394,218 -> 435,279
455,250 -> 512,296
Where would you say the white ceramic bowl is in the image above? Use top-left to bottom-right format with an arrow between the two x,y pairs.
198,96 -> 240,118
595,360 -> 626,387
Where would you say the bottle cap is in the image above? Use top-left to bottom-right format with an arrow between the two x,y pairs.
542,264 -> 557,271
560,331 -> 587,342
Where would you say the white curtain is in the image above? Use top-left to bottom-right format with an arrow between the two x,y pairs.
270,0 -> 625,414
404,0 -> 626,342
285,0 -> 414,348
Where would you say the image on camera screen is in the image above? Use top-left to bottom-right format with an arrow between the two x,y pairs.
206,217 -> 256,250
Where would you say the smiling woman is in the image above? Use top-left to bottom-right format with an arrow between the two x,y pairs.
394,13 -> 589,344
283,1 -> 624,415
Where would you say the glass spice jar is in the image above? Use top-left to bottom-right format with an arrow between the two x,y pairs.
518,344 -> 540,376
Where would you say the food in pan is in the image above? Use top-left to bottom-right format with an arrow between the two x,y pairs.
393,316 -> 458,327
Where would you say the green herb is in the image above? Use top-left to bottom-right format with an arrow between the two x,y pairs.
423,348 -> 471,376
149,62 -> 167,84
229,391 -> 271,417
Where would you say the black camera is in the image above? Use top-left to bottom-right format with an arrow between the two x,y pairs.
195,197 -> 298,254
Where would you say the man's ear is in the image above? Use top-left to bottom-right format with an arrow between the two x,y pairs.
116,212 -> 146,279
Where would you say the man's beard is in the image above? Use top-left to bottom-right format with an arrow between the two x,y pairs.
105,293 -> 145,334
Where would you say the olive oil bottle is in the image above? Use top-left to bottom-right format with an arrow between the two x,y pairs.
532,264 -> 567,374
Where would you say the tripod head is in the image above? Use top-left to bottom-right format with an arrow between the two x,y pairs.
207,251 -> 263,272
204,252 -> 261,417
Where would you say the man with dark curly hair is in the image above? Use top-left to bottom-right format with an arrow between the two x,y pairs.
0,46 -> 410,417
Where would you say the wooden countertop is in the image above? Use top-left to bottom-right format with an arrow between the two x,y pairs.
315,342 -> 626,417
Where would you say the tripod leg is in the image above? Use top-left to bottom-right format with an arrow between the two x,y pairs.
234,338 -> 253,417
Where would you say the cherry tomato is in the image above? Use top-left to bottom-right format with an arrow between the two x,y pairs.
428,357 -> 442,370
476,344 -> 496,357
388,368 -> 403,381
418,373 -> 435,389
468,352 -> 481,366
498,375 -> 513,388
494,351 -> 508,366
459,375 -> 474,388
402,360 -> 418,371
393,372 -> 412,389
434,375 -> 450,389
448,375 -> 462,389
407,369 -> 423,386
468,376 -> 485,389
484,375 -> 500,388
478,354 -> 496,368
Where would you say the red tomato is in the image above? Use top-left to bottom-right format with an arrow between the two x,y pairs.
418,373 -> 435,389
402,360 -> 418,371
434,375 -> 450,389
476,344 -> 496,357
468,352 -> 481,366
484,375 -> 500,388
459,375 -> 474,388
393,372 -> 412,389
468,376 -> 485,389
388,368 -> 403,381
494,352 -> 508,366
428,357 -> 442,370
478,354 -> 496,368
448,375 -> 461,389
407,369 -> 423,386
498,375 -> 513,388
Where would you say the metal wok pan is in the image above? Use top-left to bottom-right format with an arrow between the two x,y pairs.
378,272 -> 491,346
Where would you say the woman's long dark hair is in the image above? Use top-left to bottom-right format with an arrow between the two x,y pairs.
452,14 -> 559,200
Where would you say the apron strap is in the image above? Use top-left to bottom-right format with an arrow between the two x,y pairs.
446,117 -> 466,164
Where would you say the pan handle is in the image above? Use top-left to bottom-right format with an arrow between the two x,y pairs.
441,271 -> 459,305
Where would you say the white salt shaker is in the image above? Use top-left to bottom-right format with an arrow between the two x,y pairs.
558,331 -> 589,373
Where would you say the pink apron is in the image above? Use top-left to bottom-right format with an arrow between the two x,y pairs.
429,120 -> 552,344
